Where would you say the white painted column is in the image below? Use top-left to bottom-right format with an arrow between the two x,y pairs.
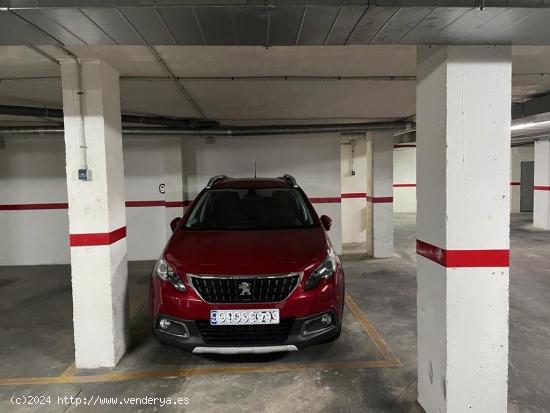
365,130 -> 394,258
61,59 -> 129,369
416,46 -> 511,413
534,139 -> 550,229
163,137 -> 185,237
340,136 -> 367,252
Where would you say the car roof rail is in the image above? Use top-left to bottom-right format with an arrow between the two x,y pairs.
280,174 -> 299,188
206,175 -> 228,188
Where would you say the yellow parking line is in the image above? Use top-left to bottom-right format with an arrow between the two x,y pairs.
345,294 -> 401,365
0,376 -> 72,386
0,294 -> 400,386
0,359 -> 400,386
59,362 -> 76,379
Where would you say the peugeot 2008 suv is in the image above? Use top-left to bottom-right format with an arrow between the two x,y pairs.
150,175 -> 345,354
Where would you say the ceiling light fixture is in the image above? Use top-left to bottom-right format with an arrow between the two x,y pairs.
511,120 -> 550,131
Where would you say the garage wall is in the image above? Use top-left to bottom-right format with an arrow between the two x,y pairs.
182,134 -> 342,253
510,145 -> 534,213
1,133 -> 342,265
0,135 -> 174,265
123,138 -> 172,261
393,146 -> 417,213
366,144 -> 533,215
0,136 -> 71,265
337,142 -> 532,245
340,141 -> 417,245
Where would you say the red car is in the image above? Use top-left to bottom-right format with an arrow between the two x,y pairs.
150,175 -> 345,354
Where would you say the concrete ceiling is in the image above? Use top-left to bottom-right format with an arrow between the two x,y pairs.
3,2 -> 550,46
1,45 -> 550,128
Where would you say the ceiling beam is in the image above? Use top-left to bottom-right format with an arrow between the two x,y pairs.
513,94 -> 550,119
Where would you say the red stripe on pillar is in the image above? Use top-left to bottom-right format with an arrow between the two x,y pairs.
393,144 -> 416,148
393,184 -> 416,188
309,197 -> 341,203
69,226 -> 127,247
366,195 -> 393,203
341,192 -> 366,199
0,203 -> 68,210
510,182 -> 521,186
416,240 -> 509,268
534,185 -> 550,191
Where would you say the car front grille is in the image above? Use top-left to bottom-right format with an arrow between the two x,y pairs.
188,273 -> 301,303
196,320 -> 293,345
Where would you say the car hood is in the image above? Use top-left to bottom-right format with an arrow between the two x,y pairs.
164,227 -> 328,275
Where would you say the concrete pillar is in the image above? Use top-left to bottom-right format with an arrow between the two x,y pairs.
61,59 -> 129,369
416,46 -> 511,413
365,130 -> 394,258
163,137 -> 184,237
534,139 -> 550,229
340,136 -> 367,252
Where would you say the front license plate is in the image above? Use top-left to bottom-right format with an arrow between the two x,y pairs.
210,309 -> 280,325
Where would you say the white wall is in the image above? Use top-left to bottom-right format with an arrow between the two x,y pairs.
340,137 -> 367,246
183,134 -> 342,253
123,138 -> 168,261
510,145 -> 534,213
338,142 -> 531,244
389,145 -> 534,214
339,143 -> 531,247
0,135 -> 174,265
0,137 -> 70,265
393,146 -> 417,212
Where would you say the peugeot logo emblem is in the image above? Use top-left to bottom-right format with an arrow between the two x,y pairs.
238,281 -> 252,296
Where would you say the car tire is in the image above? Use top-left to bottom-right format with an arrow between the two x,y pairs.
327,302 -> 344,342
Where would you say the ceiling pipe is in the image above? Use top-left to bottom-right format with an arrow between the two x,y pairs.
511,131 -> 550,145
0,121 -> 414,137
0,105 -> 218,129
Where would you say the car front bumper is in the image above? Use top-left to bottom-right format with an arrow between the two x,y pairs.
153,310 -> 340,353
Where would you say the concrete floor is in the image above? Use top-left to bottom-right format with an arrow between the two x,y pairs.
0,213 -> 549,412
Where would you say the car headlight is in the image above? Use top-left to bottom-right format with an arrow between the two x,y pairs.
154,257 -> 186,292
304,248 -> 337,290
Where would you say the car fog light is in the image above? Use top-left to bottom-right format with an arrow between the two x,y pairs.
159,319 -> 171,329
302,313 -> 336,336
321,314 -> 332,325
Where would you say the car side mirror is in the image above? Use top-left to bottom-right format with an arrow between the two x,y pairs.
320,215 -> 332,231
170,217 -> 182,232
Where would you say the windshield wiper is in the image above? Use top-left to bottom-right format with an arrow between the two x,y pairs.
186,224 -> 316,231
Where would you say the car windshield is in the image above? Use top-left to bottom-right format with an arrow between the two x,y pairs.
185,188 -> 316,230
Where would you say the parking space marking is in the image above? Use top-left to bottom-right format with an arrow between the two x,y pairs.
0,294 -> 401,386
344,295 -> 401,365
59,363 -> 76,379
